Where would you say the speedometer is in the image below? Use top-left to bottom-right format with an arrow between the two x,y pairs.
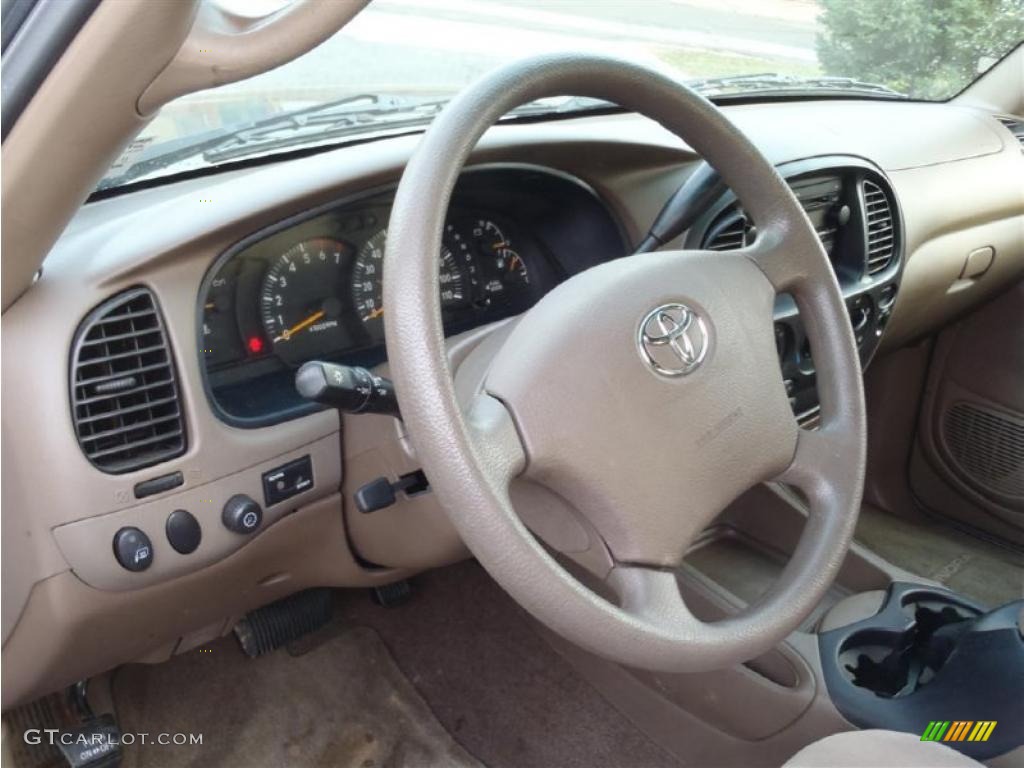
352,225 -> 471,335
260,237 -> 353,364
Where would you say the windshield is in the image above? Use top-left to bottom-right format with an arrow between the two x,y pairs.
98,0 -> 1023,192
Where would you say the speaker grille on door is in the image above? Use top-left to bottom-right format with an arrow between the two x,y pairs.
70,287 -> 186,473
943,402 -> 1024,499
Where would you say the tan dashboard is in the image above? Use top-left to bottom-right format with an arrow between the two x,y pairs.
1,97 -> 1022,707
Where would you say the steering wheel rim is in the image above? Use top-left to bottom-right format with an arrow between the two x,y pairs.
383,54 -> 866,672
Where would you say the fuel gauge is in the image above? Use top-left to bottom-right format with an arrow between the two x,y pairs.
471,219 -> 529,300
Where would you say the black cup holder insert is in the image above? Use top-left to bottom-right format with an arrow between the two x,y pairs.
840,600 -> 980,698
819,582 -> 1023,761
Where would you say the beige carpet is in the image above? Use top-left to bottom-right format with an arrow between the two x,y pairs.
855,506 -> 1024,608
113,625 -> 480,768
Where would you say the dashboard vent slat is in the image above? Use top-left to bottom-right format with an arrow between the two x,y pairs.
75,395 -> 181,426
71,287 -> 186,474
76,361 -> 175,390
80,412 -> 182,446
862,180 -> 895,275
995,116 -> 1024,151
704,214 -> 751,251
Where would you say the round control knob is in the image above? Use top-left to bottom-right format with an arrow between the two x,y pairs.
113,526 -> 154,572
222,494 -> 262,534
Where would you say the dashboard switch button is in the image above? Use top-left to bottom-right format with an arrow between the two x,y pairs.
222,494 -> 262,534
262,455 -> 313,507
166,509 -> 202,554
113,527 -> 154,572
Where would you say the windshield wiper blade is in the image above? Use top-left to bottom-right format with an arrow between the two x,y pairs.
505,95 -> 618,118
687,73 -> 908,99
202,93 -> 449,163
195,94 -> 612,162
98,93 -> 448,189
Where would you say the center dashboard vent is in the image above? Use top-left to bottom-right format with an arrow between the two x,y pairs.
70,287 -> 186,473
705,213 -> 753,251
863,180 -> 895,275
702,175 -> 843,255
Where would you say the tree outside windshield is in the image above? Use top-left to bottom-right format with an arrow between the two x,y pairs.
106,0 -> 1023,189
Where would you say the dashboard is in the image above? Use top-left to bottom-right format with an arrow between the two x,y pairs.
200,157 -> 905,427
4,97 -> 1022,708
198,167 -> 626,425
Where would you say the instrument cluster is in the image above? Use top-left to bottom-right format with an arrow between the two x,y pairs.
197,167 -> 628,426
199,198 -> 555,419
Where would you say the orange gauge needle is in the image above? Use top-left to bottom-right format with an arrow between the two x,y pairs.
508,254 -> 523,271
274,309 -> 325,342
363,306 -> 385,321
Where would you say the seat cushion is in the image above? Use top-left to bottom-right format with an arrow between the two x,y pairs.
784,730 -> 982,768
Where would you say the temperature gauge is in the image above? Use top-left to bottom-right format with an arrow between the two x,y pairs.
201,262 -> 245,367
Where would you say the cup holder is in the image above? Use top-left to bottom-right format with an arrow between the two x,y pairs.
820,583 -> 1022,760
839,598 -> 982,698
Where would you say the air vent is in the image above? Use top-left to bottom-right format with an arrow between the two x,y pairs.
704,213 -> 752,250
71,287 -> 186,473
944,402 -> 1024,499
703,175 -> 843,254
863,180 -> 895,275
995,115 -> 1024,150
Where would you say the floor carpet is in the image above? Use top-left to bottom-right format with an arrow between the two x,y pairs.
335,563 -> 681,768
855,506 -> 1024,607
111,561 -> 680,768
114,625 -> 480,768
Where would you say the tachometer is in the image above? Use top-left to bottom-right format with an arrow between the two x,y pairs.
259,237 -> 353,363
352,225 -> 471,334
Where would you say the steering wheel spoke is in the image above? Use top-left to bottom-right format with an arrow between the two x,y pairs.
608,564 -> 697,630
747,220 -> 827,295
465,393 -> 527,492
774,424 -> 864,528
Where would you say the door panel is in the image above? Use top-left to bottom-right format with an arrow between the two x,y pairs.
911,281 -> 1024,545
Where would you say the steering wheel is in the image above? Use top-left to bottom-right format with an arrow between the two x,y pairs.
383,54 -> 866,672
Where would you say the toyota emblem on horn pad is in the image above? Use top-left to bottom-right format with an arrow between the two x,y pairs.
637,303 -> 710,376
